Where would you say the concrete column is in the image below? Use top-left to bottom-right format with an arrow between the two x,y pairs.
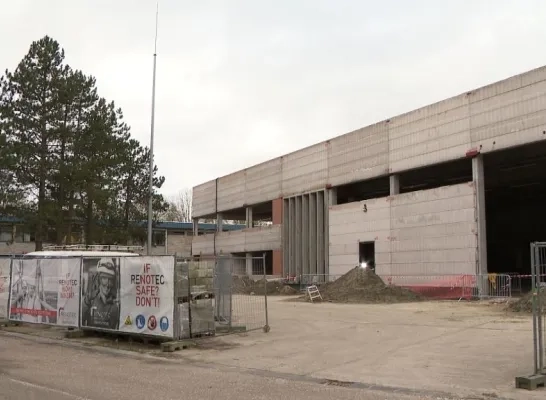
192,218 -> 199,236
245,207 -> 253,228
389,174 -> 400,195
472,155 -> 488,294
216,213 -> 223,232
327,188 -> 338,206
245,252 -> 253,276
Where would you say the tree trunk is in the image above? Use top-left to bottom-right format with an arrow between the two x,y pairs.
85,185 -> 94,246
56,135 -> 67,245
36,135 -> 48,251
66,191 -> 75,244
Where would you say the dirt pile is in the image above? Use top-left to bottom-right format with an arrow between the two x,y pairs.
232,276 -> 299,296
315,267 -> 422,304
507,290 -> 546,313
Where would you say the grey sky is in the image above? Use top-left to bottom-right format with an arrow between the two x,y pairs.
2,0 -> 546,197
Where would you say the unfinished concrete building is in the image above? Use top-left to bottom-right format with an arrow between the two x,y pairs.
191,65 -> 546,283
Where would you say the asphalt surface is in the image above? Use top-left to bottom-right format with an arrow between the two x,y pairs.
0,331 -> 466,400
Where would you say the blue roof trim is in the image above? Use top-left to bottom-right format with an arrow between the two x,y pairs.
0,216 -> 245,231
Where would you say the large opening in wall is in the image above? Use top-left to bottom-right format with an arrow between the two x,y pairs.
219,202 -> 273,228
484,140 -> 546,282
231,251 -> 273,275
399,158 -> 472,193
359,241 -> 375,270
336,176 -> 390,205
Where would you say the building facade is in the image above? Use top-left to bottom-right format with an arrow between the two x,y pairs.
192,65 -> 546,280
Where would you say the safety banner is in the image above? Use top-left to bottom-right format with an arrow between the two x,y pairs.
80,256 -> 175,338
118,256 -> 175,338
0,257 -> 11,319
9,257 -> 81,327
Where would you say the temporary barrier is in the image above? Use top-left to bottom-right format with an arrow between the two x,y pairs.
2,253 -> 270,340
174,255 -> 270,339
0,257 -> 11,319
80,255 -> 175,338
8,257 -> 81,327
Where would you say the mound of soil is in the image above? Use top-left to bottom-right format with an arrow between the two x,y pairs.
507,290 -> 546,313
316,267 -> 422,304
232,276 -> 299,296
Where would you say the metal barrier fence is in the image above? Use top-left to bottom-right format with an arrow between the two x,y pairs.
174,255 -> 269,340
530,242 -> 546,375
298,272 -> 512,300
387,274 -> 512,300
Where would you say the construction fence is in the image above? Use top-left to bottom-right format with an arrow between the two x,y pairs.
298,272 -> 513,300
0,254 -> 270,341
530,242 -> 546,375
174,255 -> 270,339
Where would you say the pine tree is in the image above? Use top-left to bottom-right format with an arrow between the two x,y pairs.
0,36 -> 68,250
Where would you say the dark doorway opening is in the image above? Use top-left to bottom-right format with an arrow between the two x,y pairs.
359,241 -> 375,270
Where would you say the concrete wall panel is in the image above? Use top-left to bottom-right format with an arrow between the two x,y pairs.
216,170 -> 246,212
192,181 -> 216,218
329,197 -> 391,276
389,96 -> 471,173
329,183 -> 477,278
167,234 -> 192,257
470,79 -> 546,152
245,159 -> 282,205
192,234 -> 215,255
281,143 -> 328,195
191,226 -> 281,255
328,123 -> 389,186
245,225 -> 282,252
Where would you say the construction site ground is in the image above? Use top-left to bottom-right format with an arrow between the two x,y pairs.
1,296 -> 542,400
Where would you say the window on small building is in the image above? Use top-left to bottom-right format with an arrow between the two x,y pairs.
153,231 -> 166,247
0,225 -> 12,242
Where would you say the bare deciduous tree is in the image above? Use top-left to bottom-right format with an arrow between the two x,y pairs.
162,188 -> 193,222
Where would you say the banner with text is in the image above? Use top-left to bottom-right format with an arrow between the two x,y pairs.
0,258 -> 11,319
118,256 -> 175,338
9,257 -> 81,327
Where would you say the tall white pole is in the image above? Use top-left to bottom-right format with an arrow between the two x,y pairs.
147,3 -> 159,256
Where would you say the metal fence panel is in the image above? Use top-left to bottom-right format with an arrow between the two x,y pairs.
531,242 -> 546,375
174,255 -> 270,339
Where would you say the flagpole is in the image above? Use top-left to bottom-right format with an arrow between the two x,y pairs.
147,2 -> 159,256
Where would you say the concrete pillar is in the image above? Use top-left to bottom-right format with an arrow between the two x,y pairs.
389,174 -> 400,195
216,213 -> 223,232
472,155 -> 488,294
192,218 -> 199,236
246,252 -> 253,276
327,188 -> 337,206
245,207 -> 253,228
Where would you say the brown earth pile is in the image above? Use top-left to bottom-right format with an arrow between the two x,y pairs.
232,276 -> 299,296
507,290 -> 546,313
314,267 -> 422,304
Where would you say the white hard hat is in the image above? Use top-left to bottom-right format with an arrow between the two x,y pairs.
96,258 -> 115,277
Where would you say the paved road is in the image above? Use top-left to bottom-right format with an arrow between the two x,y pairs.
0,332 -> 460,400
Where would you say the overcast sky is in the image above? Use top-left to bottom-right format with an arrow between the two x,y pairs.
2,0 -> 546,198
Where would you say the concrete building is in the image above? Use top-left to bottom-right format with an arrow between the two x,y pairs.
0,217 -> 244,256
192,65 -> 546,280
